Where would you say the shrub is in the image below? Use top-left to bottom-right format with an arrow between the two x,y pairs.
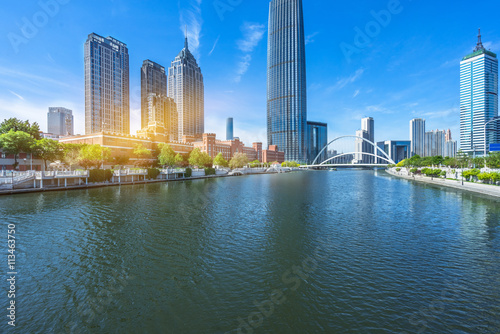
204,167 -> 216,176
184,167 -> 192,178
89,169 -> 113,183
440,171 -> 447,177
395,168 -> 402,172
410,168 -> 418,174
147,168 -> 160,180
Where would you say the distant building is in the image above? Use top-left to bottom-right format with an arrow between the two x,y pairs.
460,29 -> 498,156
355,129 -> 370,164
141,60 -> 167,130
192,133 -> 263,162
445,140 -> 458,158
168,34 -> 204,140
263,145 -> 285,164
139,94 -> 178,142
410,118 -> 425,157
84,33 -> 130,135
226,118 -> 234,141
0,149 -> 43,171
306,121 -> 328,164
267,0 -> 307,163
47,107 -> 73,136
377,140 -> 411,164
361,117 -> 375,163
425,130 -> 446,157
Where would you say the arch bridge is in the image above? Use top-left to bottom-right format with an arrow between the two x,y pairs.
301,135 -> 395,168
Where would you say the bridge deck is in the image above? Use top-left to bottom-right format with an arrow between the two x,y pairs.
302,164 -> 389,168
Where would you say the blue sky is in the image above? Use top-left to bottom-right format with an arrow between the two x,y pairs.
1,0 -> 499,147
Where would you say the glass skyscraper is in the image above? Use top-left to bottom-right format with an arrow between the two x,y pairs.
84,33 -> 130,135
410,118 -> 425,157
168,36 -> 204,140
306,121 -> 328,163
226,118 -> 234,141
141,60 -> 167,130
267,0 -> 307,163
47,107 -> 74,136
460,30 -> 498,156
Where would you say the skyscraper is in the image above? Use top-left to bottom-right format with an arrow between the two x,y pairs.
47,107 -> 74,136
306,121 -> 328,163
410,118 -> 426,157
425,130 -> 446,157
361,117 -> 375,163
460,29 -> 498,156
84,33 -> 130,135
267,0 -> 307,163
355,130 -> 370,163
226,118 -> 234,141
168,34 -> 204,140
145,94 -> 178,142
141,60 -> 167,130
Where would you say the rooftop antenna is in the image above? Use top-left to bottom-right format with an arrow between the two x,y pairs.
474,28 -> 484,52
184,25 -> 188,49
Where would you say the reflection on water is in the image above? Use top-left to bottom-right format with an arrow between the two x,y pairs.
0,170 -> 499,333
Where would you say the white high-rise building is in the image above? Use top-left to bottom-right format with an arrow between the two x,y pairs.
425,130 -> 446,157
84,33 -> 130,135
410,118 -> 425,157
168,35 -> 204,140
47,107 -> 73,136
361,117 -> 374,163
460,30 -> 498,156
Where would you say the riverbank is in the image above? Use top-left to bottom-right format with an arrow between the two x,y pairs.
386,168 -> 500,199
0,173 -> 239,197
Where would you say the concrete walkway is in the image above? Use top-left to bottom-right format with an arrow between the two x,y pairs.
386,169 -> 500,199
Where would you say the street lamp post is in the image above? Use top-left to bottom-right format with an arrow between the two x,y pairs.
484,117 -> 500,164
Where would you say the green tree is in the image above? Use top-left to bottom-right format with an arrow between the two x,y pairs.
213,152 -> 229,167
133,144 -> 153,168
229,152 -> 249,169
189,148 -> 213,168
32,138 -> 63,169
0,130 -> 36,169
78,144 -> 111,170
0,118 -> 41,139
158,143 -> 177,167
113,155 -> 130,168
174,153 -> 184,167
61,143 -> 84,170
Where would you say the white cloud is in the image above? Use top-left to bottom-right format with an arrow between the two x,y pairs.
327,68 -> 365,92
237,23 -> 266,53
8,90 -> 24,100
208,35 -> 220,56
179,0 -> 203,59
305,32 -> 319,45
352,90 -> 360,98
234,54 -> 252,83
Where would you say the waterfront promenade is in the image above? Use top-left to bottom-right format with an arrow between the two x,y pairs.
387,168 -> 500,199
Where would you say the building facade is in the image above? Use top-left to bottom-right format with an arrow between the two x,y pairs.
226,118 -> 234,141
267,0 -> 307,163
192,133 -> 263,162
262,145 -> 285,164
48,107 -> 74,137
410,118 -> 425,157
377,140 -> 411,164
355,130 -> 370,163
139,94 -> 178,142
84,33 -> 130,135
141,60 -> 167,130
168,36 -> 204,140
306,121 -> 328,164
424,130 -> 446,157
460,30 -> 498,156
361,117 -> 375,163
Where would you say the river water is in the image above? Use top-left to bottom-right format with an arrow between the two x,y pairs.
1,170 -> 499,333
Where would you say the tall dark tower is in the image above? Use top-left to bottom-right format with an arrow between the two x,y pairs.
267,0 -> 307,163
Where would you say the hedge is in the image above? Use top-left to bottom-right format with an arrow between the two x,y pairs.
147,168 -> 160,180
184,168 -> 192,178
89,169 -> 113,183
204,167 -> 216,176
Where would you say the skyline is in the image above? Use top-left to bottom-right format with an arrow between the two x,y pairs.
2,0 -> 500,147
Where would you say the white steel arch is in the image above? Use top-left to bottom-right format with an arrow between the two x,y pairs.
312,135 -> 395,165
320,152 -> 394,165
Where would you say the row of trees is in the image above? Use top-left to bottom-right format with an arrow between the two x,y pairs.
395,152 -> 500,169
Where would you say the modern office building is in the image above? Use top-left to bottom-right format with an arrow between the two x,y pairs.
168,35 -> 204,140
460,29 -> 498,156
267,0 -> 307,163
377,140 -> 411,164
226,118 -> 234,141
306,121 -> 328,163
361,117 -> 375,163
141,60 -> 167,129
355,130 -> 370,164
445,140 -> 458,158
410,118 -> 426,157
84,33 -> 130,135
138,94 -> 178,142
424,130 -> 446,157
47,107 -> 74,136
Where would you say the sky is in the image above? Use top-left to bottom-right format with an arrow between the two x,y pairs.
1,0 -> 500,148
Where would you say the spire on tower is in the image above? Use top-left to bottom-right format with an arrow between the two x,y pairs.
184,25 -> 188,50
474,28 -> 485,52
